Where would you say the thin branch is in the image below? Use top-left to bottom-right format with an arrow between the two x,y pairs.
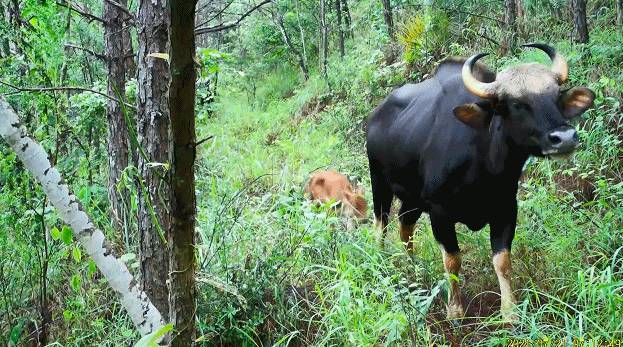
56,1 -> 105,24
64,44 -> 107,61
195,0 -> 272,35
194,135 -> 214,147
0,81 -> 136,111
195,0 -> 235,28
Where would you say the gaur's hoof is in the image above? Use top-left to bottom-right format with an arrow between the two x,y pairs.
501,308 -> 519,324
446,304 -> 464,322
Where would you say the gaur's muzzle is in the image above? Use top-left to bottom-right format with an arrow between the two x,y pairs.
542,126 -> 579,155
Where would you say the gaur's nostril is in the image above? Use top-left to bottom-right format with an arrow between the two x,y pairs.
548,133 -> 562,145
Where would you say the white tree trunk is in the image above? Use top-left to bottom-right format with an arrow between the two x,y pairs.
0,97 -> 165,337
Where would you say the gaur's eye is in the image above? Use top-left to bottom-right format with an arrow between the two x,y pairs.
511,102 -> 530,111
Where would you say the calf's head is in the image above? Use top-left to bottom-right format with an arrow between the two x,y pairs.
305,170 -> 368,222
454,44 -> 595,158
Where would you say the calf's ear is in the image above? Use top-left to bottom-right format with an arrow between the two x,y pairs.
561,87 -> 595,119
453,103 -> 492,129
344,191 -> 368,219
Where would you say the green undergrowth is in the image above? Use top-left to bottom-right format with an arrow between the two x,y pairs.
193,27 -> 623,345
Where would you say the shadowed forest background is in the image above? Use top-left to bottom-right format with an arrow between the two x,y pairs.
0,0 -> 622,345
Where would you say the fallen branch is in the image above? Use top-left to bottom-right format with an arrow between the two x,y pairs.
0,97 -> 164,337
195,0 -> 272,35
0,81 -> 136,111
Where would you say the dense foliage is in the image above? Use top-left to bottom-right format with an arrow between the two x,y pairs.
1,0 -> 622,345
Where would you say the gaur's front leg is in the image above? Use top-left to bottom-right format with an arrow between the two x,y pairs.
490,201 -> 519,323
430,212 -> 464,320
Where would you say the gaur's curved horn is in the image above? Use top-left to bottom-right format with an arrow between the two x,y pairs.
522,43 -> 568,84
462,53 -> 497,99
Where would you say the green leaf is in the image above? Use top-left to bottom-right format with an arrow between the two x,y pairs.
9,321 -> 24,344
71,274 -> 81,291
50,227 -> 61,240
88,260 -> 97,277
134,323 -> 173,347
120,253 -> 136,263
61,226 -> 73,245
63,310 -> 74,321
72,246 -> 82,262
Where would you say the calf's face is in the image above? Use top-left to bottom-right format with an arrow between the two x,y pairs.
306,171 -> 368,221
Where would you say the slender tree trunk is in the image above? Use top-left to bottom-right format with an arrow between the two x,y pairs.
335,0 -> 344,57
380,0 -> 394,40
0,98 -> 165,337
168,0 -> 198,345
342,0 -> 353,39
616,0 -> 622,29
277,15 -> 309,80
516,0 -> 523,19
572,0 -> 589,43
137,0 -> 171,322
294,0 -> 308,63
319,0 -> 328,78
515,0 -> 524,38
104,0 -> 130,233
502,0 -> 516,54
0,3 -> 10,57
7,0 -> 22,55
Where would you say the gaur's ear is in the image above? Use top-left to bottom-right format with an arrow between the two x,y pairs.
561,87 -> 595,119
453,103 -> 492,129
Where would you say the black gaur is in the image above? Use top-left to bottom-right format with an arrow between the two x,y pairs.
366,44 -> 594,322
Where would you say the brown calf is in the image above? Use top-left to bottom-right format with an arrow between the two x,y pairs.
305,170 -> 368,225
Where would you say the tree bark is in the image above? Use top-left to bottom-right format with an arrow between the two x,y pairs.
319,0 -> 328,78
335,0 -> 344,57
380,0 -> 394,40
502,0 -> 516,54
137,0 -> 171,322
0,98 -> 165,337
572,0 -> 589,43
277,14 -> 309,80
7,0 -> 22,55
104,0 -> 131,233
0,2 -> 10,58
341,0 -> 353,39
168,0 -> 198,345
617,0 -> 622,29
122,13 -> 137,80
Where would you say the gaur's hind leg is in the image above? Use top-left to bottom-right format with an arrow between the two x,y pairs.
398,201 -> 421,252
369,159 -> 393,243
430,212 -> 464,320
